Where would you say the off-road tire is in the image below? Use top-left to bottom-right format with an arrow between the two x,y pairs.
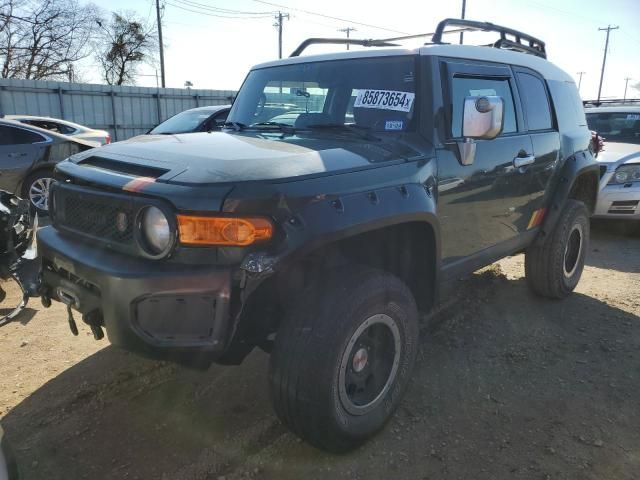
525,200 -> 590,298
269,266 -> 419,453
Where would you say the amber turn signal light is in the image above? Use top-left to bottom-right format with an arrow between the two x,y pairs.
177,215 -> 273,246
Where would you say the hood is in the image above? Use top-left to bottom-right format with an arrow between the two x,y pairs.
597,141 -> 640,168
69,131 -> 418,185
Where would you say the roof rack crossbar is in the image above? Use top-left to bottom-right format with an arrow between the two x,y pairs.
431,18 -> 546,59
290,38 -> 399,57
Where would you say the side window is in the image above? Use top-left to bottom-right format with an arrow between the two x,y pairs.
56,123 -> 76,135
0,125 -> 46,145
451,76 -> 517,138
517,72 -> 552,131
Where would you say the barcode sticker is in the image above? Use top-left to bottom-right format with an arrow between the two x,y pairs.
354,89 -> 415,112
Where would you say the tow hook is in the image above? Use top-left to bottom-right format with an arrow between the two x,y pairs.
57,289 -> 79,336
83,310 -> 104,341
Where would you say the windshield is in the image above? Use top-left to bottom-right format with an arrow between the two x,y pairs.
150,109 -> 216,134
227,56 -> 417,132
586,111 -> 640,144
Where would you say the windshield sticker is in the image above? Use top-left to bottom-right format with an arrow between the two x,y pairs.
385,120 -> 404,131
353,90 -> 415,112
627,114 -> 640,121
469,89 -> 497,96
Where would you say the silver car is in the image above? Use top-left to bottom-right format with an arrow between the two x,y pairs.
6,115 -> 111,146
585,106 -> 640,220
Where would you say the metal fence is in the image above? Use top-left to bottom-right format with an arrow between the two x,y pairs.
0,79 -> 236,141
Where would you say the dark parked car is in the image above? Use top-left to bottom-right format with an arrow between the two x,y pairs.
38,19 -> 598,452
148,105 -> 231,135
0,119 -> 95,214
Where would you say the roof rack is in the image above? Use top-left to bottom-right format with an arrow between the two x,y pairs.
432,18 -> 546,58
289,18 -> 546,59
290,38 -> 399,57
583,98 -> 640,107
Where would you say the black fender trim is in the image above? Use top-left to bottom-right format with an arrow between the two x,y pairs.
535,149 -> 599,246
244,182 -> 440,275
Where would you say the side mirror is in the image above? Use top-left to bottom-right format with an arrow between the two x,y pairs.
457,96 -> 504,166
462,95 -> 504,140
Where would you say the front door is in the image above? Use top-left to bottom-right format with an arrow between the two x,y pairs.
436,61 -> 534,265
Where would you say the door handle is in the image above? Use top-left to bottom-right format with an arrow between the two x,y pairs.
513,155 -> 535,169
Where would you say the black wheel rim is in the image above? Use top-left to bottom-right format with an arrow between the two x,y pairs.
563,223 -> 583,278
338,314 -> 401,416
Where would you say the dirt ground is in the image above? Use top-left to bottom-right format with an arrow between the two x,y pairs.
1,221 -> 638,480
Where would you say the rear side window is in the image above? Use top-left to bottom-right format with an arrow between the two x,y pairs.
0,125 -> 47,145
23,119 -> 76,134
451,76 -> 517,137
517,73 -> 552,131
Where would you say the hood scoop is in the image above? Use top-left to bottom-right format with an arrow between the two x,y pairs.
80,156 -> 170,179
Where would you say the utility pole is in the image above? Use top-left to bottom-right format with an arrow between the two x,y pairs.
274,11 -> 289,59
623,77 -> 631,103
459,0 -> 467,45
596,25 -> 618,104
576,71 -> 585,92
156,0 -> 166,88
338,27 -> 357,50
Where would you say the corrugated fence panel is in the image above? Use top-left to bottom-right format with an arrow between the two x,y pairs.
0,79 -> 235,141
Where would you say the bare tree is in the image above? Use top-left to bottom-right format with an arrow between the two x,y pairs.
94,12 -> 157,86
0,0 -> 98,80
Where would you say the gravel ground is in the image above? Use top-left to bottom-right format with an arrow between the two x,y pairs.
0,221 -> 638,480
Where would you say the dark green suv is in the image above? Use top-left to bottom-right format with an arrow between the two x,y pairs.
38,19 -> 599,452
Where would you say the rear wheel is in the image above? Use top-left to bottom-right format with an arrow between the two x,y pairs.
22,169 -> 55,216
269,266 -> 419,452
525,200 -> 590,298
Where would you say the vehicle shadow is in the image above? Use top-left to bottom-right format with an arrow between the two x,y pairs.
2,269 -> 639,480
587,220 -> 640,273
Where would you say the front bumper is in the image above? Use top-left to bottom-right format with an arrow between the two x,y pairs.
38,226 -> 233,364
593,181 -> 640,219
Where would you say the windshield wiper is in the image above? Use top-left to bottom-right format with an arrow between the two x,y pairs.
306,123 -> 380,141
222,121 -> 248,131
249,121 -> 297,134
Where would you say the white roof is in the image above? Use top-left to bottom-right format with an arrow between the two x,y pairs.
252,43 -> 574,83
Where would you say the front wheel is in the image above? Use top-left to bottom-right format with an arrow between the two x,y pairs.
525,200 -> 590,298
269,267 -> 419,453
22,169 -> 55,216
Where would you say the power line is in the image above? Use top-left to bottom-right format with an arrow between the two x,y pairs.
251,0 -> 410,35
624,77 -> 632,102
156,0 -> 166,88
166,1 -> 273,18
172,0 -> 275,16
274,11 -> 289,59
338,27 -> 356,50
597,25 -> 619,103
576,71 -> 585,93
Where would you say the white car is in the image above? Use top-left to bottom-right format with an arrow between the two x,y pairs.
6,115 -> 111,146
586,106 -> 640,220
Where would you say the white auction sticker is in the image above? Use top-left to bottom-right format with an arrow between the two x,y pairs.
354,89 -> 415,112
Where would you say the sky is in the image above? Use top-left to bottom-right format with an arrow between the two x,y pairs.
78,0 -> 640,100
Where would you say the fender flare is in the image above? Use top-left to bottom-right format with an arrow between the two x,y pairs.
535,149 -> 599,246
241,182 -> 441,275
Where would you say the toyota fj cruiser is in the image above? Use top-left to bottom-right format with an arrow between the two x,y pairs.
38,19 -> 599,452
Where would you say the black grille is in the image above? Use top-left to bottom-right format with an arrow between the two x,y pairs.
52,184 -> 138,252
62,194 -> 134,242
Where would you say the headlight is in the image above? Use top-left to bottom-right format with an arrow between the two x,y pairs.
140,206 -> 172,255
609,164 -> 640,185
